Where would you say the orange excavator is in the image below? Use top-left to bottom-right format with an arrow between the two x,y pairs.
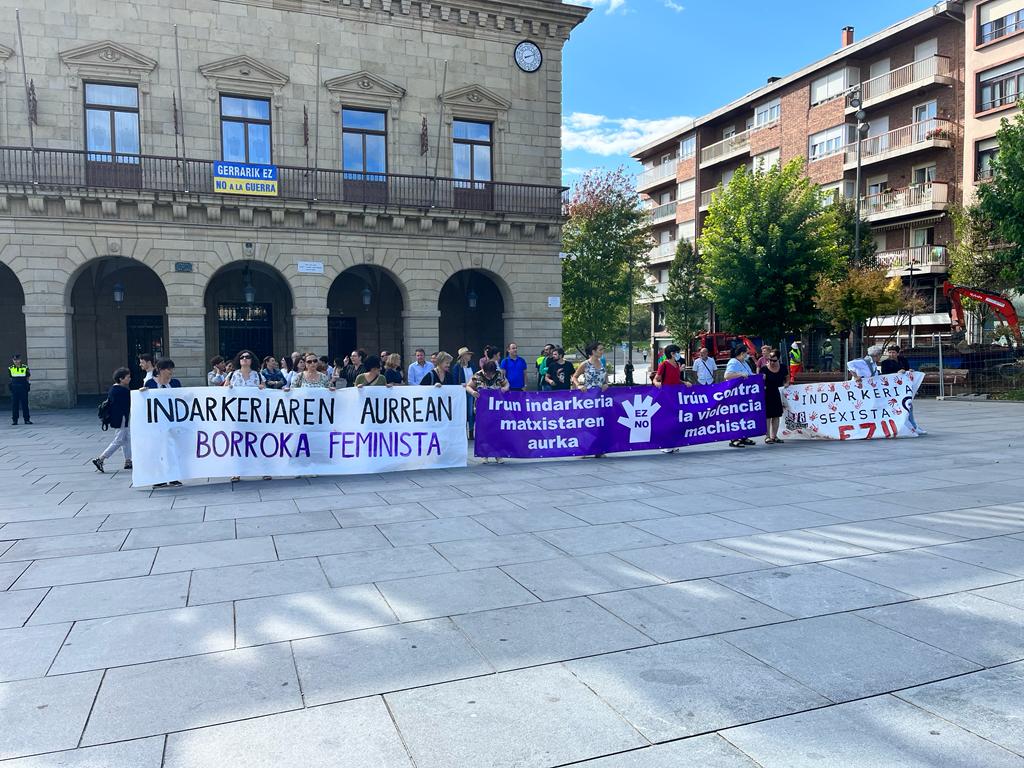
943,281 -> 1022,347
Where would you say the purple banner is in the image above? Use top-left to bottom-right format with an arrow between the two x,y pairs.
474,377 -> 767,458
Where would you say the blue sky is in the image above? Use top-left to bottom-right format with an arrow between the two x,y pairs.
561,0 -> 938,185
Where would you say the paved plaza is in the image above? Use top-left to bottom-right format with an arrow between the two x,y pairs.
0,401 -> 1022,766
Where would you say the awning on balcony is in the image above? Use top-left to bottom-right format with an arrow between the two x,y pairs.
867,312 -> 951,327
870,214 -> 945,232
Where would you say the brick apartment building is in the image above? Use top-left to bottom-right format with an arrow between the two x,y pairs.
633,0 -> 1023,360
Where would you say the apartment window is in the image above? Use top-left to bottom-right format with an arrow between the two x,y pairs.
754,98 -> 780,128
912,227 -> 935,247
819,180 -> 855,206
978,60 -> 1024,111
722,126 -> 736,140
679,220 -> 696,242
659,229 -> 674,245
85,83 -> 140,162
342,108 -> 387,175
914,38 -> 938,61
220,95 -> 272,164
809,125 -> 847,161
810,69 -> 848,106
753,148 -> 780,171
979,1 -> 1024,43
914,101 -> 938,141
976,137 -> 999,179
677,178 -> 695,200
659,268 -> 670,283
913,163 -> 937,185
453,119 -> 492,182
679,135 -> 696,159
866,175 -> 888,196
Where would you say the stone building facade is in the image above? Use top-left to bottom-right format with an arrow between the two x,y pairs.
0,0 -> 588,406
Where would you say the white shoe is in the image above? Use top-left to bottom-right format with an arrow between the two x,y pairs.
915,428 -> 928,435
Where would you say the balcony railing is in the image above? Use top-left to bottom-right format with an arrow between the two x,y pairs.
859,55 -> 952,104
649,241 -> 678,262
844,118 -> 957,166
861,181 -> 948,219
875,245 -> 949,274
0,147 -> 566,217
638,159 -> 679,189
649,201 -> 677,222
700,128 -> 751,166
699,188 -> 720,210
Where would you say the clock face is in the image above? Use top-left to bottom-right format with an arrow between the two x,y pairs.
515,41 -> 542,73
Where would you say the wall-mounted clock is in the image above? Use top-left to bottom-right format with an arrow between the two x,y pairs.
514,40 -> 543,73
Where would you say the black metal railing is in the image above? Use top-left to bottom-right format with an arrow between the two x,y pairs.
0,147 -> 567,217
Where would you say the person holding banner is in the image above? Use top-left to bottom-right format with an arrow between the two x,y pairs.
466,360 -> 510,458
653,345 -> 692,389
143,359 -> 181,389
295,353 -> 336,389
847,345 -> 883,386
224,351 -> 265,389
421,352 -> 454,386
355,356 -> 389,387
383,353 -> 404,385
724,347 -> 756,448
572,342 -> 609,392
759,349 -> 789,444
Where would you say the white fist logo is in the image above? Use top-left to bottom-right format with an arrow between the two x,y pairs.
617,394 -> 661,444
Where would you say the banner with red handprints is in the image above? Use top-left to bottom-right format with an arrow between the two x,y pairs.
780,372 -> 925,440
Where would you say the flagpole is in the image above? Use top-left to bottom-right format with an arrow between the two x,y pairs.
432,59 -> 448,208
313,42 -> 321,201
14,9 -> 36,185
173,24 -> 189,190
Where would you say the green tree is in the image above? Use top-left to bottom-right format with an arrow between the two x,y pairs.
948,203 -> 1013,293
561,168 -> 652,352
815,268 -> 905,335
663,239 -> 707,343
976,105 -> 1024,290
699,159 -> 844,343
828,197 -> 877,267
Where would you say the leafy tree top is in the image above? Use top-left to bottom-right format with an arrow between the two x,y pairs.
976,105 -> 1024,291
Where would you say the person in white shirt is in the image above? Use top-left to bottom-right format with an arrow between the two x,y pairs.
690,347 -> 718,386
138,353 -> 155,384
407,348 -> 434,385
847,345 -> 883,386
724,347 -> 755,448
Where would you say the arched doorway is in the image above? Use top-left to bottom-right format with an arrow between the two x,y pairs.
438,270 -> 505,357
204,262 -> 293,365
327,266 -> 404,363
69,257 -> 168,395
0,262 -> 26,373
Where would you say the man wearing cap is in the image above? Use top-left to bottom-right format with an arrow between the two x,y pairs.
452,347 -> 479,439
788,341 -> 803,383
8,353 -> 31,425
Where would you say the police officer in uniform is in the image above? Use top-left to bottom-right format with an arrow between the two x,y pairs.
9,353 -> 31,425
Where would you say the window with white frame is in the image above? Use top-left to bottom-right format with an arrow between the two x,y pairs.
679,135 -> 696,159
677,178 -> 695,200
976,137 -> 999,179
866,175 -> 888,196
659,268 -> 670,283
808,125 -> 847,161
810,69 -> 848,106
678,220 -> 696,242
753,148 -> 780,171
912,163 -> 936,185
754,98 -> 780,128
819,180 -> 855,205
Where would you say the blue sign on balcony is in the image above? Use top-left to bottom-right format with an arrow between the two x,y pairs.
213,162 -> 278,196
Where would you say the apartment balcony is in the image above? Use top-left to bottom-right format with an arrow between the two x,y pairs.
843,119 -> 957,170
649,201 -> 677,223
698,187 -> 720,212
848,55 -> 953,112
648,241 -> 678,264
639,280 -> 669,305
875,245 -> 949,277
699,128 -> 752,169
637,158 -> 679,192
0,146 -> 566,218
861,181 -> 949,222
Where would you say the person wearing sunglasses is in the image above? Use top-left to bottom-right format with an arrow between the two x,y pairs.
294,353 -> 335,390
224,350 -> 265,389
758,348 -> 789,444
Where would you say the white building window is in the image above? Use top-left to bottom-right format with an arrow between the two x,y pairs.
677,178 -> 695,200
678,219 -> 696,242
753,148 -> 780,171
754,98 -> 780,128
679,135 -> 696,159
819,180 -> 855,205
810,69 -> 854,106
808,125 -> 848,161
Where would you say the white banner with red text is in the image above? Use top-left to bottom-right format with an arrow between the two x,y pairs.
780,372 -> 925,440
129,386 -> 467,486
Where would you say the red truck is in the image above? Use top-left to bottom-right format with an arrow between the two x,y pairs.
688,332 -> 759,364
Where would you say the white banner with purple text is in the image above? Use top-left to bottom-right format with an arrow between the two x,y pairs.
780,372 -> 925,440
129,386 -> 467,485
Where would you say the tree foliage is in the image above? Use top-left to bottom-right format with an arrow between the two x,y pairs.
828,197 -> 877,267
663,239 -> 707,342
976,105 -> 1024,290
699,160 -> 844,342
815,268 -> 905,334
561,168 -> 652,352
948,203 -> 1014,294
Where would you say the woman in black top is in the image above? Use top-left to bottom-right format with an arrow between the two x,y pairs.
422,351 -> 454,385
92,367 -> 133,473
759,349 -> 789,444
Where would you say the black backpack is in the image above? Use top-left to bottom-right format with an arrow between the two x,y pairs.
97,399 -> 112,431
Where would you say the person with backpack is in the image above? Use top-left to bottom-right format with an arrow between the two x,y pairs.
92,367 -> 132,473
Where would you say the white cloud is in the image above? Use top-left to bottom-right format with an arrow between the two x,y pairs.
562,112 -> 694,156
664,0 -> 684,11
577,0 -> 628,14
563,167 -> 594,175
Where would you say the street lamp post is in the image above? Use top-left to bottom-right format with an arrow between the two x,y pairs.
625,266 -> 634,385
850,87 -> 870,359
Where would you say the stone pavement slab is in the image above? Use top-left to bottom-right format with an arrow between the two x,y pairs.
972,579 -> 1024,610
0,671 -> 104,760
0,531 -> 128,562
451,597 -> 650,670
385,665 -> 648,768
122,520 -> 235,550
0,737 -> 165,768
589,580 -> 792,642
0,588 -> 47,628
186,557 -> 329,605
857,593 -> 1024,666
430,532 -> 563,570
150,536 -> 278,573
377,517 -> 495,547
272,526 -> 392,559
0,516 -> 107,540
499,554 -> 663,601
552,499 -> 671,525
825,549 -> 1018,597
572,735 -> 760,767
723,613 -> 980,702
82,643 -> 302,745
896,662 -> 1024,756
28,572 -> 190,624
714,503 -> 844,532
318,544 -> 455,587
715,529 -> 878,566
0,622 -> 71,681
922,535 -> 1024,576
470,507 -> 588,535
613,541 -> 773,581
375,568 -> 538,621
714,563 -> 913,618
49,602 -> 235,674
535,523 -> 669,556
722,693 -> 1024,767
11,549 -> 156,589
566,636 -> 828,740
896,507 -> 1024,538
163,697 -> 413,768
292,618 -> 491,704
0,561 -> 28,590
810,518 -> 966,551
630,513 -> 764,543
96,507 -> 201,531
233,583 -> 396,646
